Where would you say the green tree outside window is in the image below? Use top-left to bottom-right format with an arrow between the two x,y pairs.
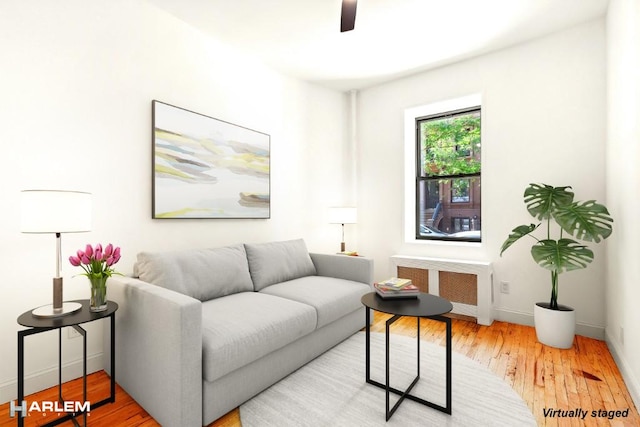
420,112 -> 481,177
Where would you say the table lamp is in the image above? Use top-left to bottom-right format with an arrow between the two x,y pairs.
328,207 -> 357,252
20,190 -> 92,318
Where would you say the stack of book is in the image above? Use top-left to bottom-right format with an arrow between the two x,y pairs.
374,277 -> 419,299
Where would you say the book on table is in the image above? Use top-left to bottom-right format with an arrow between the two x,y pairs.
377,277 -> 413,290
374,281 -> 419,299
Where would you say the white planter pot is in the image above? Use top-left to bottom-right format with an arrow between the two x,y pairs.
533,303 -> 576,349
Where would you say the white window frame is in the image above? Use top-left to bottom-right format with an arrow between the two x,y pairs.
403,94 -> 483,245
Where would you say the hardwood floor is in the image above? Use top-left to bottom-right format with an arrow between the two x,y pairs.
1,313 -> 637,426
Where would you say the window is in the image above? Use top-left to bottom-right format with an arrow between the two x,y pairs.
416,107 -> 481,242
451,178 -> 471,203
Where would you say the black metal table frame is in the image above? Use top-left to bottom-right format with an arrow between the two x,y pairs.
365,308 -> 452,421
17,306 -> 116,427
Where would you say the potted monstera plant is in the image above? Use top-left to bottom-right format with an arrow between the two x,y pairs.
500,183 -> 613,348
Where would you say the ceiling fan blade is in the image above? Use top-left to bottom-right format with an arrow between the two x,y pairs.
341,0 -> 357,32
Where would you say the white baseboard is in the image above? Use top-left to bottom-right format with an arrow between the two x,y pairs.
493,308 -> 605,340
605,329 -> 640,410
0,353 -> 104,405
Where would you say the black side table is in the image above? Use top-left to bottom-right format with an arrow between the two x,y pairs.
16,299 -> 118,427
361,292 -> 453,421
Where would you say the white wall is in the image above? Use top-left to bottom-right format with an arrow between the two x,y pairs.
605,0 -> 640,408
357,20 -> 607,336
0,0 -> 350,403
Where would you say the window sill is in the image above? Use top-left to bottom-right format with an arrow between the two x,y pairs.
405,238 -> 482,248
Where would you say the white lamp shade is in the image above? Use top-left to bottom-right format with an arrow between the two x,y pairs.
328,207 -> 357,224
20,190 -> 92,233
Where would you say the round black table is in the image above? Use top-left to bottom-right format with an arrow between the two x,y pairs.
16,300 -> 118,427
361,292 -> 453,420
18,300 -> 118,327
361,292 -> 453,318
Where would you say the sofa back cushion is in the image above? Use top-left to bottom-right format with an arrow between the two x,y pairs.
135,244 -> 254,301
244,239 -> 317,291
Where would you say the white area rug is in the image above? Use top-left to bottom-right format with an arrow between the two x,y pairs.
240,332 -> 536,426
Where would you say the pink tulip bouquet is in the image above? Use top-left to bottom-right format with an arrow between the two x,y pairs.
69,243 -> 122,279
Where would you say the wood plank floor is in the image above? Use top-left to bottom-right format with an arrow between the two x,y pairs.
1,313 -> 638,426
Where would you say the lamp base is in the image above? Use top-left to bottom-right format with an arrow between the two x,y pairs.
32,302 -> 82,318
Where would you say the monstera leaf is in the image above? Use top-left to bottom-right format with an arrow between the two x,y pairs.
554,200 -> 613,243
500,224 -> 539,256
524,184 -> 574,220
501,182 -> 613,310
530,239 -> 594,273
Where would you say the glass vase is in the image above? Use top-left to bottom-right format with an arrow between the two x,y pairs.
88,276 -> 108,312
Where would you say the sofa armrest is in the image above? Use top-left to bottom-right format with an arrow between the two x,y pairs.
309,253 -> 374,286
103,276 -> 202,427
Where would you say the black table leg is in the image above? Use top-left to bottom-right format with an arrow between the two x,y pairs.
15,301 -> 118,427
54,325 -> 87,427
17,327 -> 54,426
445,315 -> 452,412
58,329 -> 62,405
384,314 -> 419,420
365,307 -> 370,382
69,324 -> 87,427
110,312 -> 116,403
17,331 -> 24,427
17,323 -> 105,427
365,313 -> 453,419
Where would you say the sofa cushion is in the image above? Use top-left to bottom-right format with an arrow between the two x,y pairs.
260,276 -> 371,328
134,244 -> 253,301
201,292 -> 317,382
244,239 -> 317,291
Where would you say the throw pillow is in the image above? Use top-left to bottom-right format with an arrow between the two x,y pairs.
244,239 -> 317,291
135,244 -> 253,301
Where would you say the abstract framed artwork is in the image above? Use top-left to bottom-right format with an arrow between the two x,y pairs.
152,100 -> 270,219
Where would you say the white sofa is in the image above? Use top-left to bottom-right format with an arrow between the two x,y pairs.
103,239 -> 373,426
